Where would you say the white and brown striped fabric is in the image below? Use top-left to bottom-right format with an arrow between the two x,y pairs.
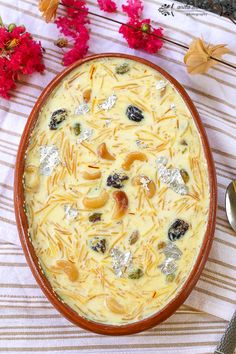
0,0 -> 236,352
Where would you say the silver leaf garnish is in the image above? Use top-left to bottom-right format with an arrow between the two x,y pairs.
163,243 -> 182,260
157,157 -> 189,195
156,156 -> 168,165
159,243 -> 182,275
39,145 -> 60,176
170,103 -> 177,113
110,247 -> 132,277
75,103 -> 90,115
64,204 -> 78,221
136,139 -> 148,149
76,127 -> 93,144
139,175 -> 151,191
160,258 -> 177,275
156,80 -> 167,91
98,94 -> 117,111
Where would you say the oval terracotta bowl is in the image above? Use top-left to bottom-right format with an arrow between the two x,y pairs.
14,53 -> 217,335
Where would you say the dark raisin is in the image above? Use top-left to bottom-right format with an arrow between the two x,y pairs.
168,219 -> 189,242
107,173 -> 129,189
129,230 -> 139,245
126,105 -> 144,122
90,237 -> 106,254
128,268 -> 144,279
180,169 -> 189,183
89,213 -> 102,223
73,123 -> 81,136
49,109 -> 67,130
115,63 -> 130,75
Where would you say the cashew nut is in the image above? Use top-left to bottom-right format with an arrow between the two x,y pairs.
82,170 -> 101,180
83,190 -> 109,209
56,260 -> 79,282
97,142 -> 115,161
133,175 -> 156,199
122,152 -> 147,171
24,165 -> 40,191
112,190 -> 128,219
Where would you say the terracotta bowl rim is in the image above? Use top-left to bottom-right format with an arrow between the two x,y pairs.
14,52 -> 217,336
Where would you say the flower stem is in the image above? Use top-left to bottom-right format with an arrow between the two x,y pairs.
60,1 -> 236,71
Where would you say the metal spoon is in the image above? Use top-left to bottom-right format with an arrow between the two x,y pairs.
214,181 -> 236,354
226,181 -> 236,233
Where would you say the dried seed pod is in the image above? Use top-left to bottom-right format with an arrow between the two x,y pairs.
54,38 -> 68,48
25,165 -> 40,191
82,170 -> 101,180
97,142 -> 115,161
105,296 -> 125,314
129,230 -> 139,245
56,260 -> 78,282
83,190 -> 109,209
132,175 -> 156,198
122,152 -> 147,171
180,169 -> 190,183
112,191 -> 128,219
83,89 -> 91,103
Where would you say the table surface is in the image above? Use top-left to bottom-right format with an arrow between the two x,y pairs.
0,0 -> 236,353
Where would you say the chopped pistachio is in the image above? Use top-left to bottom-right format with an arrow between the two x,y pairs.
129,230 -> 139,245
115,63 -> 130,74
89,213 -> 102,223
128,268 -> 144,279
166,274 -> 175,282
73,123 -> 81,136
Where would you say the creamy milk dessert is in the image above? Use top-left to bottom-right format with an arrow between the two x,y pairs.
24,57 -> 210,325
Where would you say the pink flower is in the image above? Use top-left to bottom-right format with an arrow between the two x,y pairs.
63,26 -> 90,66
97,0 -> 117,12
55,0 -> 90,65
119,18 -> 163,54
55,0 -> 89,38
0,58 -> 16,99
0,24 -> 45,99
122,0 -> 143,19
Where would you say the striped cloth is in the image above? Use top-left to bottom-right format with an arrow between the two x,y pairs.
0,0 -> 236,352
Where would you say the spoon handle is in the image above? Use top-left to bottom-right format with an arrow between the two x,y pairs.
214,311 -> 236,354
